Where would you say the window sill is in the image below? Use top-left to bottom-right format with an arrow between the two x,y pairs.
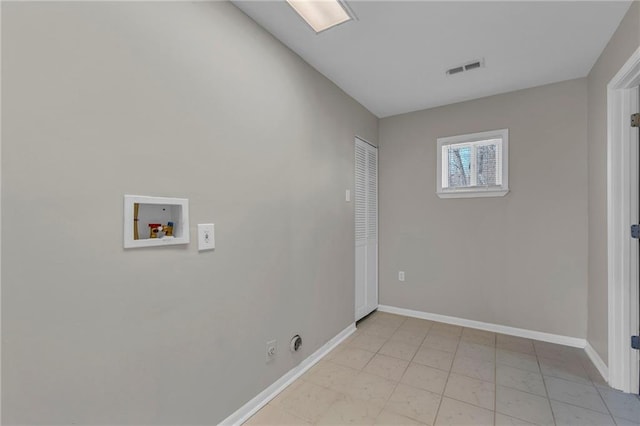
437,188 -> 509,199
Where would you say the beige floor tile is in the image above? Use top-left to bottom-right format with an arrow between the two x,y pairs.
413,347 -> 454,372
304,360 -> 359,393
550,400 -> 616,425
357,318 -> 378,332
538,356 -> 592,385
390,328 -> 428,346
497,341 -> 536,355
494,413 -> 536,425
434,397 -> 494,426
385,383 -> 442,425
374,409 -> 426,425
247,315 -> 638,426
270,380 -> 344,423
365,323 -> 401,339
460,334 -> 496,347
430,323 -> 463,336
451,354 -> 495,382
597,386 -> 640,422
270,380 -> 305,404
496,334 -> 533,345
496,349 -> 540,373
344,330 -> 358,342
379,339 -> 420,361
316,396 -> 383,425
456,341 -> 495,362
496,365 -> 546,397
461,328 -> 496,347
244,403 -> 312,426
331,347 -> 376,370
344,371 -> 397,407
534,342 -> 587,366
363,353 -> 410,381
324,345 -> 345,362
545,376 -> 607,413
372,312 -> 406,328
400,363 -> 449,395
614,416 -> 640,426
400,318 -> 433,333
423,334 -> 460,353
444,372 -> 495,410
350,333 -> 389,353
496,335 -> 536,355
336,332 -> 358,349
495,385 -> 554,426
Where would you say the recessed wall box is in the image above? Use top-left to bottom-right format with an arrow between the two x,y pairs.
124,195 -> 189,248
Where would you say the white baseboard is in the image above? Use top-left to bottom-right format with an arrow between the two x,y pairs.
378,305 -> 587,348
584,341 -> 609,382
219,323 -> 356,425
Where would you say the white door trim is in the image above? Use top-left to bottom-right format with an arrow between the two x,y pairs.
607,45 -> 640,393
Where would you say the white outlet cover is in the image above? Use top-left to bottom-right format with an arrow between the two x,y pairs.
198,223 -> 215,251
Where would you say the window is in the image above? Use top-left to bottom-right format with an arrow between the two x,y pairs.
436,129 -> 509,198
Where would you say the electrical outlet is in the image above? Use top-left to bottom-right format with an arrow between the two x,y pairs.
266,340 -> 277,362
398,271 -> 405,282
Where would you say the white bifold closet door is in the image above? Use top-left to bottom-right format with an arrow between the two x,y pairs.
355,138 -> 378,321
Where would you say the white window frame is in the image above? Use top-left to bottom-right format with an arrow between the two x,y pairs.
436,128 -> 509,198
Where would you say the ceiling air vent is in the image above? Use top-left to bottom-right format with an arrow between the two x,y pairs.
446,59 -> 485,76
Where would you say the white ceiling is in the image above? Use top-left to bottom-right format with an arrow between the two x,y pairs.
232,1 -> 631,118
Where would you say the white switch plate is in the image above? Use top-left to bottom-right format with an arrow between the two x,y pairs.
198,224 -> 215,251
345,189 -> 351,202
398,271 -> 405,282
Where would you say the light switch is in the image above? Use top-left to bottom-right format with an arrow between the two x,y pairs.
346,189 -> 351,202
198,224 -> 215,251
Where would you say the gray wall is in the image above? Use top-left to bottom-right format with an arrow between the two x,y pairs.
587,2 -> 640,364
1,2 -> 377,424
379,79 -> 588,338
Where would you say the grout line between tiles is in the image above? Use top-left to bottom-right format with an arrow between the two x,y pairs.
548,396 -> 618,419
374,316 -> 409,422
593,385 -> 629,426
535,340 -> 558,426
431,330 -> 461,426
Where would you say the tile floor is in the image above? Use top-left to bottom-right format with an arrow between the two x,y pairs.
244,311 -> 640,425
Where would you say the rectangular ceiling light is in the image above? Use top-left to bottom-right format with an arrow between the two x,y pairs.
286,0 -> 352,33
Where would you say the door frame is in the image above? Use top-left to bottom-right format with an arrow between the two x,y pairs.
607,46 -> 640,393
